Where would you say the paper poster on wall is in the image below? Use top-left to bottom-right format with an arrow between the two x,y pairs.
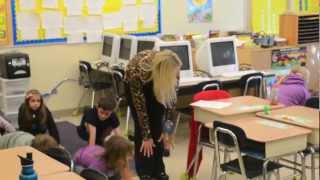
187,0 -> 213,23
271,47 -> 307,70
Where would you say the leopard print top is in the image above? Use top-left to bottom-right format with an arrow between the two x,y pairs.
125,50 -> 176,139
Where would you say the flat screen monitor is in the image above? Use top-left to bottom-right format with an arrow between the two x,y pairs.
196,36 -> 238,76
156,40 -> 193,78
102,34 -> 120,63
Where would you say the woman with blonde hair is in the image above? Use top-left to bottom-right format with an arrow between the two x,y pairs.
18,89 -> 60,143
125,50 -> 181,180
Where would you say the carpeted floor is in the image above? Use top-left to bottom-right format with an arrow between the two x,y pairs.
56,121 -> 87,155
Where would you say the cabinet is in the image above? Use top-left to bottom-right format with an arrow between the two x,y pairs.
0,78 -> 29,128
280,13 -> 319,45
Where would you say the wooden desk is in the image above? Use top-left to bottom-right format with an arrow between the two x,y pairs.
193,96 -> 283,123
207,117 -> 310,158
0,146 -> 69,180
40,172 -> 84,180
257,106 -> 319,145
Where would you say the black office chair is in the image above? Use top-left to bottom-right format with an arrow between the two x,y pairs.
213,121 -> 282,180
305,97 -> 319,109
78,60 -> 114,107
80,168 -> 109,180
239,72 -> 264,97
197,80 -> 221,91
45,147 -> 74,171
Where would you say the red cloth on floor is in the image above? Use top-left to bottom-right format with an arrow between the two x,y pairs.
186,90 -> 231,178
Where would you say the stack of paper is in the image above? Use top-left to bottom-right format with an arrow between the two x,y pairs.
191,100 -> 232,109
258,120 -> 288,129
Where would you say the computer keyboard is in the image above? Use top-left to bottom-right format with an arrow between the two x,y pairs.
221,70 -> 257,78
179,77 -> 210,84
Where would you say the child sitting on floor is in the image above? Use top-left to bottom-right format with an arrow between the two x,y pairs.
77,97 -> 120,145
74,135 -> 134,180
18,89 -> 60,143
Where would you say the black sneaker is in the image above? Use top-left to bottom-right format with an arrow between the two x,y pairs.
140,175 -> 153,180
153,172 -> 169,180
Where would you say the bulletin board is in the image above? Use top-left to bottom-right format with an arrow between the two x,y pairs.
0,0 -> 11,46
11,0 -> 161,46
251,0 -> 320,34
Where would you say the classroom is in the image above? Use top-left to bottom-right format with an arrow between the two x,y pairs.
0,0 -> 319,179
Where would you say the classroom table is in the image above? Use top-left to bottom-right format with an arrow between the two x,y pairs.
256,106 -> 319,145
0,146 -> 69,180
40,172 -> 85,180
256,106 -> 319,180
188,96 -> 283,179
193,96 -> 284,123
206,117 -> 311,180
206,117 -> 311,158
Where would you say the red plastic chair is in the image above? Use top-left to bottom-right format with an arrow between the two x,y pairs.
186,90 -> 231,179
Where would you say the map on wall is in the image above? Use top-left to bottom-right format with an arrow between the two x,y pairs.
11,0 -> 161,46
187,0 -> 213,23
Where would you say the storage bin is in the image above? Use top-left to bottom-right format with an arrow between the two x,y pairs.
0,94 -> 24,113
0,78 -> 29,96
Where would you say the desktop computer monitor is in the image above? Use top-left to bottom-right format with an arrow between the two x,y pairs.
102,34 -> 120,63
136,37 -> 159,53
196,36 -> 238,76
155,40 -> 193,78
117,35 -> 137,65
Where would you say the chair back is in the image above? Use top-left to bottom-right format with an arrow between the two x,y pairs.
213,121 -> 247,149
197,80 -> 221,91
239,72 -> 264,97
79,61 -> 93,87
45,147 -> 74,171
80,168 -> 109,180
305,97 -> 319,109
213,121 -> 247,177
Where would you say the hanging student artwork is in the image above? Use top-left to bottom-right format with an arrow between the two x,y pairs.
187,0 -> 212,23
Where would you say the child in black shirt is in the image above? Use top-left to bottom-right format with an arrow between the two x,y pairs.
77,97 -> 120,145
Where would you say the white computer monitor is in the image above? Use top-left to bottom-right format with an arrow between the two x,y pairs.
102,34 -> 120,63
117,35 -> 137,65
155,40 -> 193,79
196,36 -> 239,76
136,36 -> 159,53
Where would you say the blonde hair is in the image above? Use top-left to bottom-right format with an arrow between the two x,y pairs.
151,50 -> 182,108
291,65 -> 310,85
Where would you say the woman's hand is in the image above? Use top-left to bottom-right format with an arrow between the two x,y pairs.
140,138 -> 155,157
158,133 -> 174,150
